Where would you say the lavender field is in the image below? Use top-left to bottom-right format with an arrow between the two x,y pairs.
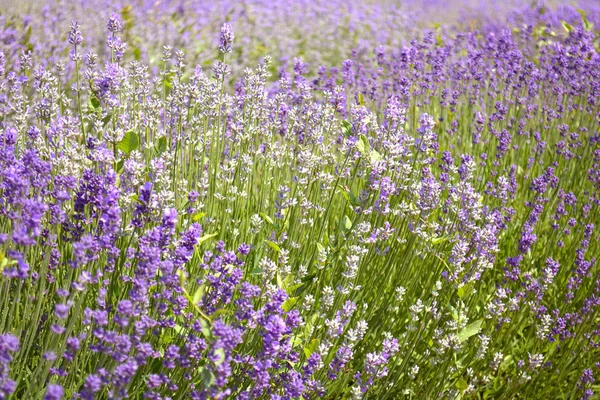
0,0 -> 599,398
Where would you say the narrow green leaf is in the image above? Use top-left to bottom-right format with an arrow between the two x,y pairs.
211,309 -> 230,319
176,269 -> 186,287
198,232 -> 218,244
431,235 -> 451,245
339,189 -> 350,202
192,212 -> 206,222
192,285 -> 205,305
561,20 -> 573,33
264,240 -> 281,253
260,212 -> 274,225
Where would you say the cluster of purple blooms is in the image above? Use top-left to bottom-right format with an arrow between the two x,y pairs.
0,0 -> 599,399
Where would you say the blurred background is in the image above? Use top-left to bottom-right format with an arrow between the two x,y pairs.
0,0 -> 598,77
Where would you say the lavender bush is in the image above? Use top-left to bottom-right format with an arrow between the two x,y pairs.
0,0 -> 599,398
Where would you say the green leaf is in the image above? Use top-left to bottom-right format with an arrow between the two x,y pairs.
357,92 -> 365,106
291,336 -> 303,346
264,240 -> 281,253
458,319 -> 483,343
339,189 -> 350,202
130,194 -> 144,204
199,318 -> 211,338
340,215 -> 352,232
348,189 -> 358,205
156,136 -> 168,154
316,242 -> 325,253
173,324 -> 185,335
582,16 -> 594,31
160,333 -> 174,346
370,149 -> 382,163
436,33 -> 444,46
213,348 -> 226,365
356,135 -> 369,155
200,368 -> 215,387
192,285 -> 205,305
88,96 -> 101,112
164,72 -> 174,91
198,232 -> 218,244
0,251 -> 16,272
448,304 -> 458,321
455,378 -> 468,390
499,355 -> 513,372
341,120 -> 352,137
282,297 -> 298,312
117,131 -> 139,155
286,282 -> 304,296
211,309 -> 230,319
303,339 -> 320,358
431,235 -> 451,245
192,212 -> 206,222
561,20 -> 573,33
176,269 -> 186,287
304,313 -> 319,338
457,282 -> 474,299
249,267 -> 264,275
101,113 -> 112,127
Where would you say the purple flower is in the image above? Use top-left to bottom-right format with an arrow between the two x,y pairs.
106,13 -> 122,33
0,334 -> 19,353
55,304 -> 70,319
68,21 -> 83,45
219,23 -> 234,54
44,384 -> 64,400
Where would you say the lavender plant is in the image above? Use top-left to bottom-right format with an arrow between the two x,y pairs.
0,1 -> 599,399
